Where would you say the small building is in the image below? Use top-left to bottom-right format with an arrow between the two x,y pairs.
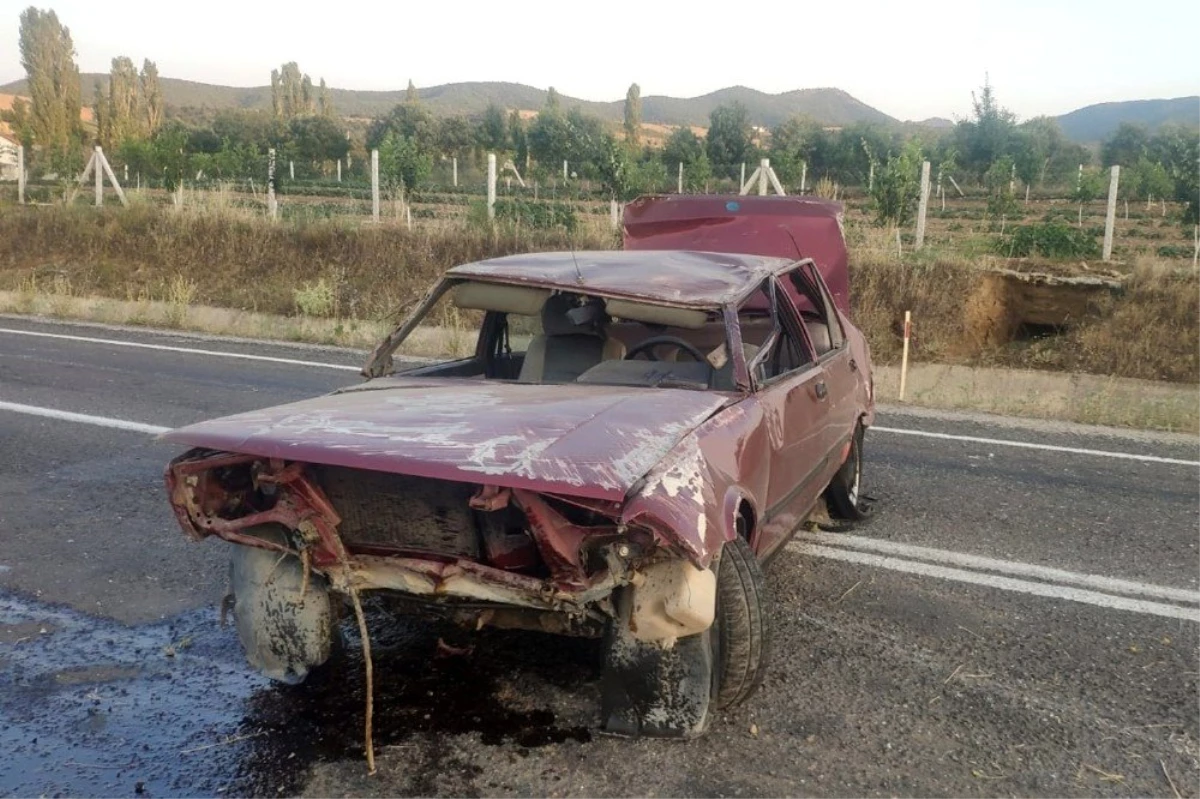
0,133 -> 19,181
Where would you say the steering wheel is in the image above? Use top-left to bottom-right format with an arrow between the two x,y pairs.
625,335 -> 709,364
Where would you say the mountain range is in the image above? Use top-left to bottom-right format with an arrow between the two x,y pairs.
0,75 -> 1193,142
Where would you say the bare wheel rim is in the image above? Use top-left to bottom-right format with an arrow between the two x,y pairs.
847,439 -> 861,506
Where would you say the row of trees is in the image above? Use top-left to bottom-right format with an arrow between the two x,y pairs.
5,7 -> 1195,223
92,56 -> 163,150
270,61 -> 334,119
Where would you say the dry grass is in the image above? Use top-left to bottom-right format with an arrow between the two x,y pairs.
0,204 -> 1195,386
0,204 -> 616,324
874,363 -> 1198,433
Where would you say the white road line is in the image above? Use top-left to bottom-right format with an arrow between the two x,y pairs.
2,397 -> 1197,622
871,425 -> 1199,467
795,531 -> 1200,605
3,325 -> 1196,467
0,401 -> 169,436
797,543 -> 1200,622
0,327 -> 361,372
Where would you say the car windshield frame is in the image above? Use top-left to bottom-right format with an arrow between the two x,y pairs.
361,275 -> 754,392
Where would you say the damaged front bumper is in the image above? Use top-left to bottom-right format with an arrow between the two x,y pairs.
165,449 -> 715,642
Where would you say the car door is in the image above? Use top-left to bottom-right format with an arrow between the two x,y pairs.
742,279 -> 831,560
785,263 -> 860,458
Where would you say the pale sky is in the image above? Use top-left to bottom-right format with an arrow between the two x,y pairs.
1,0 -> 1197,121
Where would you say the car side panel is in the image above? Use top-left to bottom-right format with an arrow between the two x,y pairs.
754,364 -> 834,559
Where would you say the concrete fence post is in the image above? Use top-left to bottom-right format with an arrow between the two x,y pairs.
267,148 -> 278,220
487,153 -> 497,220
94,145 -> 103,207
915,160 -> 931,250
370,149 -> 380,223
1102,165 -> 1119,261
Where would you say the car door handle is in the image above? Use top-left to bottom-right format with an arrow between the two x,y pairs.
814,381 -> 828,400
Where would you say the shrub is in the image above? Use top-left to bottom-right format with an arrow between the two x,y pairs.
493,199 -> 578,231
997,222 -> 1100,259
294,277 -> 337,317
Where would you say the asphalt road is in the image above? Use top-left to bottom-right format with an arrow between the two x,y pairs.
1,315 -> 1197,798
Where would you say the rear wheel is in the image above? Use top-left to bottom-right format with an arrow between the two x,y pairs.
825,423 -> 867,521
713,536 -> 770,709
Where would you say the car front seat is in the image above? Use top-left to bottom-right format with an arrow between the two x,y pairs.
518,295 -> 625,384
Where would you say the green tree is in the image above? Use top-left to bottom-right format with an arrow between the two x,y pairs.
478,103 -> 507,151
768,116 -> 820,185
527,107 -> 606,176
564,108 -> 604,171
706,102 -> 754,179
984,155 -> 1018,218
596,135 -> 630,199
405,79 -> 419,104
870,140 -> 923,226
211,108 -> 288,153
92,79 -> 109,148
108,56 -> 140,143
1101,123 -> 1149,167
300,75 -> 314,114
378,130 -> 432,192
662,126 -> 704,167
544,86 -> 560,113
318,78 -> 333,117
1124,156 -> 1172,204
818,123 -> 888,185
1149,124 -> 1200,224
150,122 -> 190,192
271,62 -> 312,118
270,68 -> 282,117
623,83 -> 641,146
367,102 -> 437,151
289,115 -> 349,170
18,6 -> 82,160
509,110 -> 528,169
527,109 -> 570,170
1013,116 -> 1065,188
0,96 -> 34,148
139,60 -> 163,134
1073,167 -> 1105,226
436,115 -> 475,159
953,77 -> 1018,178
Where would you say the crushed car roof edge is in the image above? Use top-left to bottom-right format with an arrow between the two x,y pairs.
446,250 -> 802,307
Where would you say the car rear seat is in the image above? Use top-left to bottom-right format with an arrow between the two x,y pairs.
805,321 -> 832,355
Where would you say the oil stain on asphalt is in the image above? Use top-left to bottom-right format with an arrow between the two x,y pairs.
0,592 -> 597,797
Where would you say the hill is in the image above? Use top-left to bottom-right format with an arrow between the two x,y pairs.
0,75 -> 895,128
1055,97 -> 1198,142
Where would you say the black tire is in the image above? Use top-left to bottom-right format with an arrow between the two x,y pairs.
825,423 -> 867,521
713,536 -> 770,709
229,525 -> 339,684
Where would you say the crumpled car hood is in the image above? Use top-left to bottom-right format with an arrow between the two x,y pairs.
163,377 -> 733,501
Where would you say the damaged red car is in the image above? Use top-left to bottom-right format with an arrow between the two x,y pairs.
163,196 -> 875,738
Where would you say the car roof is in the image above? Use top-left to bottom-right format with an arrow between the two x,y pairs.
446,249 -> 801,308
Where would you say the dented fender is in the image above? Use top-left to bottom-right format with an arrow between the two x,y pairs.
620,400 -> 772,566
